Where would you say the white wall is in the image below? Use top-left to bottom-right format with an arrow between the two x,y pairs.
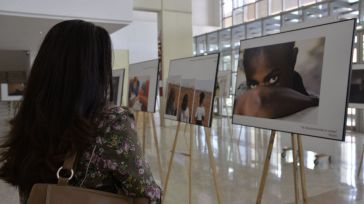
111,11 -> 158,64
0,0 -> 132,23
192,0 -> 220,27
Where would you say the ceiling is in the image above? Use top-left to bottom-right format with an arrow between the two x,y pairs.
0,13 -> 129,52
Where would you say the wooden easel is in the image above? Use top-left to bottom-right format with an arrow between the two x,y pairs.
135,111 -> 165,186
358,144 -> 364,178
162,122 -> 222,204
256,131 -> 307,204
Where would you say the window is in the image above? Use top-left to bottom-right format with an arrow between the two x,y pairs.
270,0 -> 283,15
256,0 -> 269,19
244,4 -> 256,22
232,25 -> 245,48
207,32 -> 219,53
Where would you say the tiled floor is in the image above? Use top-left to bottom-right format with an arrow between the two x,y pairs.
1,113 -> 364,204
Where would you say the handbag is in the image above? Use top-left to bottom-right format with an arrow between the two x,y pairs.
27,153 -> 133,204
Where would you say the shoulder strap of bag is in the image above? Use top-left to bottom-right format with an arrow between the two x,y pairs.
57,153 -> 77,185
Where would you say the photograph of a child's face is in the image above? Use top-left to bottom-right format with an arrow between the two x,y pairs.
8,83 -> 25,96
128,76 -> 150,112
192,91 -> 212,126
349,70 -> 364,104
234,37 -> 325,122
165,83 -> 180,116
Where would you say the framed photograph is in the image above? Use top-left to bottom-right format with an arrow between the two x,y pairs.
232,19 -> 355,141
111,69 -> 125,106
128,60 -> 159,112
164,54 -> 220,127
1,83 -> 25,101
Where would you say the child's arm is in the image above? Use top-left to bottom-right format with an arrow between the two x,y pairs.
234,86 -> 318,118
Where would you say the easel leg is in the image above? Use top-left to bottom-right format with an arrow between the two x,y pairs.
291,134 -> 300,204
238,126 -> 243,145
162,122 -> 181,203
357,144 -> 364,178
189,124 -> 193,204
150,113 -> 164,186
256,130 -> 276,204
204,127 -> 222,204
297,135 -> 308,203
142,112 -> 146,156
135,111 -> 139,125
358,145 -> 364,177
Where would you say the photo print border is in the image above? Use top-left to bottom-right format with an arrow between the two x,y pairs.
111,68 -> 125,107
232,19 -> 355,141
164,53 -> 220,128
128,59 -> 159,113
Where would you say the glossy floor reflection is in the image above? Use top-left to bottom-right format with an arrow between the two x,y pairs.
1,114 -> 364,204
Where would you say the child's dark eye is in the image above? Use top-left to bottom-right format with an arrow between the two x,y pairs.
249,83 -> 258,89
268,75 -> 279,85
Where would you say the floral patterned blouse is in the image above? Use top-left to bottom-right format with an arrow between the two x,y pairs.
72,106 -> 161,203
20,106 -> 161,204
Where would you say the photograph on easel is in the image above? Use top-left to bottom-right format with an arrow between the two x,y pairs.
232,19 -> 355,140
164,54 -> 219,127
128,59 -> 159,113
111,69 -> 125,106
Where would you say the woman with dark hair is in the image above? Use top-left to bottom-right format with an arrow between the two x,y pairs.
179,94 -> 190,123
0,20 -> 161,204
165,88 -> 177,116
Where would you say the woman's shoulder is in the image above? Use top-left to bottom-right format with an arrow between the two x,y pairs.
96,105 -> 135,130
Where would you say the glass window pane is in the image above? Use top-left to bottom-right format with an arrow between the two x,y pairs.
196,35 -> 207,55
270,0 -> 283,15
232,49 -> 239,72
353,47 -> 357,63
331,1 -> 358,16
362,34 -> 364,62
219,29 -> 232,50
247,21 -> 262,39
244,4 -> 256,22
284,0 -> 298,11
282,9 -> 303,26
245,0 -> 257,4
219,52 -> 232,71
207,32 -> 219,52
233,7 -> 244,25
232,25 -> 245,48
233,0 -> 244,8
300,0 -> 316,6
193,38 -> 196,55
256,0 -> 269,19
223,17 -> 233,28
223,0 -> 233,17
263,16 -> 281,35
304,4 -> 328,21
231,72 -> 238,95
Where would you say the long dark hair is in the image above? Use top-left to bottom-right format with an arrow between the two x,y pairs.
181,94 -> 188,111
0,20 -> 113,193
